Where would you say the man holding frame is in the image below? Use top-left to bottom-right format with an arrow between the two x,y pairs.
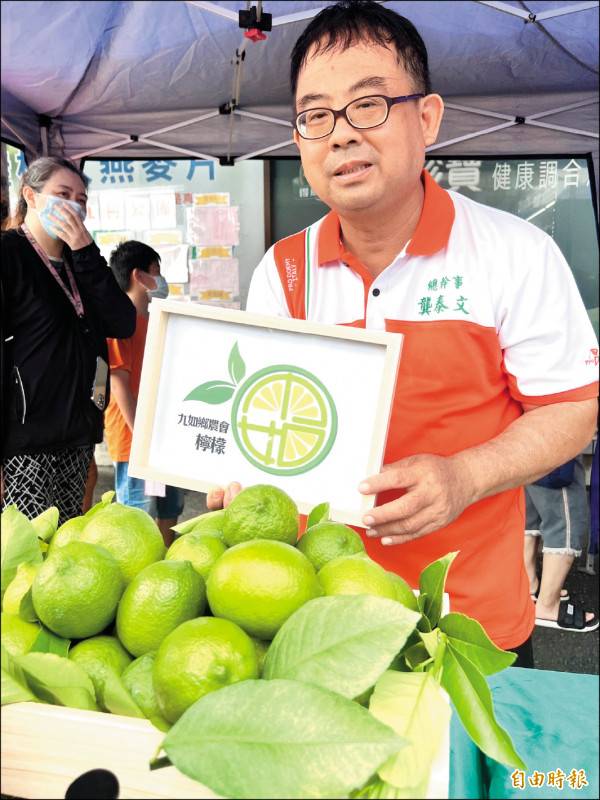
208,1 -> 598,660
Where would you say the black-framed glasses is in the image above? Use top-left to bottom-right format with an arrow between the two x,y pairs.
295,93 -> 425,140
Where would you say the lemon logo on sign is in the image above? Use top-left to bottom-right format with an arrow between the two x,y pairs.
184,344 -> 337,476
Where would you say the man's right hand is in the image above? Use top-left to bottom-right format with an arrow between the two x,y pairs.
206,482 -> 243,510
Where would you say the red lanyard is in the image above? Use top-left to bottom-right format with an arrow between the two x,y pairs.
21,224 -> 85,318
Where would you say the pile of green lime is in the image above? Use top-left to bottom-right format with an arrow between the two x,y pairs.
2,484 -> 417,727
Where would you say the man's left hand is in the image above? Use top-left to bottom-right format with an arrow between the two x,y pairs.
358,454 -> 475,545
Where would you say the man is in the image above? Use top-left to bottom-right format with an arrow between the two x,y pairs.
209,1 -> 598,660
106,240 -> 184,546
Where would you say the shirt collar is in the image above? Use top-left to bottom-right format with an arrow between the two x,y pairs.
317,168 -> 455,266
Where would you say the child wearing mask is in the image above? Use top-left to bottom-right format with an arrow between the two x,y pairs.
1,157 -> 135,522
105,240 -> 183,546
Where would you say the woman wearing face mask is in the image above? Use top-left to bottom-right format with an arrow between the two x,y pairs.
1,156 -> 136,523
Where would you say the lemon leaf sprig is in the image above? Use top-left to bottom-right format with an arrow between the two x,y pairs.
184,342 -> 245,404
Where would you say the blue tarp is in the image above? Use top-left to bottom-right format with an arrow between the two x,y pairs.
1,1 -> 598,173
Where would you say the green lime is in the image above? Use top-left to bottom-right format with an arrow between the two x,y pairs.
47,516 -> 86,554
297,522 -> 365,571
80,503 -> 166,583
318,554 -> 397,600
153,617 -> 258,723
32,541 -> 125,638
116,560 -> 205,657
250,636 -> 270,675
1,612 -> 40,656
386,571 -> 419,611
207,539 -> 321,639
222,484 -> 298,547
69,635 -> 132,705
165,531 -> 227,581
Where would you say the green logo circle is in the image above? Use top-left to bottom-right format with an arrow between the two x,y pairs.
231,365 -> 338,476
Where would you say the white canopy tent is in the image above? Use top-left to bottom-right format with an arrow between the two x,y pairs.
1,0 -> 598,194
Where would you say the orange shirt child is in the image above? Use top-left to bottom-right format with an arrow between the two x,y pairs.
104,315 -> 149,462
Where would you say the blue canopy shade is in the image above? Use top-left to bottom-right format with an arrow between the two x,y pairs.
1,1 -> 598,188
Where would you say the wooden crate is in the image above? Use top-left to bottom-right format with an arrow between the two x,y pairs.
1,699 -> 449,800
1,702 -> 217,799
2,596 -> 450,799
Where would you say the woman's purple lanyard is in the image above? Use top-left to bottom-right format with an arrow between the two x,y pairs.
21,223 -> 85,318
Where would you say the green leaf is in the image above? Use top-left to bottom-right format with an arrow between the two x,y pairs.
100,670 -> 145,718
1,645 -> 37,705
306,502 -> 330,529
418,630 -> 439,659
163,678 -> 403,800
18,587 -> 38,623
441,644 -> 525,769
30,507 -> 59,542
403,643 -> 432,670
185,380 -> 235,404
1,506 -> 43,601
438,613 -> 516,675
370,670 -> 450,795
228,342 -> 246,384
172,509 -> 224,536
29,627 -> 70,657
82,490 -> 115,521
416,595 -> 432,633
263,595 -> 420,699
418,552 -> 457,629
352,775 -> 423,798
122,653 -> 171,731
15,653 -> 99,711
3,561 -> 40,616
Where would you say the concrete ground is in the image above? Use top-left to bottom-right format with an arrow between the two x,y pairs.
93,455 -> 599,676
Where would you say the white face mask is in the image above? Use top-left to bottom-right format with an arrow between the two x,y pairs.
35,193 -> 86,239
147,273 -> 169,300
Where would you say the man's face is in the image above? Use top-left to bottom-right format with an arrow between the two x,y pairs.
293,41 -> 443,216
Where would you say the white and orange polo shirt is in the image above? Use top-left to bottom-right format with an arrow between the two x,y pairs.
246,169 -> 599,649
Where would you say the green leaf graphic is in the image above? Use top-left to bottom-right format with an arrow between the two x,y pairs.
185,381 -> 235,404
228,342 -> 246,385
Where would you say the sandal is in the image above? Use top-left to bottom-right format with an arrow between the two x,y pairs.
535,600 -> 599,632
531,583 -> 569,603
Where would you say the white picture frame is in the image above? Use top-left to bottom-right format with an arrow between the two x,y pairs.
129,301 -> 403,526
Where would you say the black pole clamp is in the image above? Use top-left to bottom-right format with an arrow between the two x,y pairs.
239,6 -> 272,32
